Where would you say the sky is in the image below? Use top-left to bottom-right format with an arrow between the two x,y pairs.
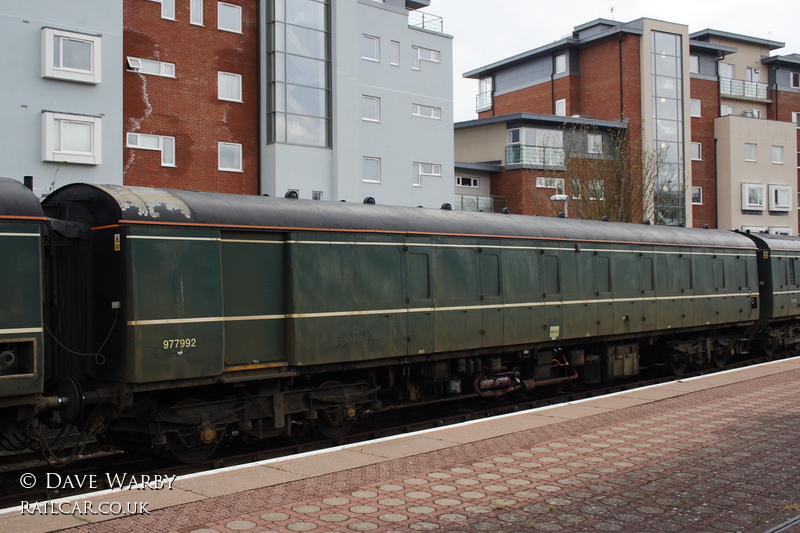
425,0 -> 800,123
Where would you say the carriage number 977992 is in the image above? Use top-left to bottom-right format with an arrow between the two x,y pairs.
163,338 -> 197,349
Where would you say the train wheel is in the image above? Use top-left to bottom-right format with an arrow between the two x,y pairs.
315,381 -> 356,440
713,353 -> 728,368
670,361 -> 686,376
165,398 -> 219,464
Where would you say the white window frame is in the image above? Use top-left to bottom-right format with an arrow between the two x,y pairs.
745,143 -> 757,162
741,225 -> 766,233
554,54 -> 566,74
412,104 -> 441,120
588,180 -> 604,201
772,145 -> 784,164
312,191 -> 323,200
413,162 -> 441,187
691,142 -> 702,161
390,41 -> 400,66
689,55 -> 699,74
42,112 -> 101,165
218,142 -> 243,172
361,95 -> 380,122
719,63 -> 734,79
721,105 -> 734,116
768,184 -> 792,211
126,133 -> 176,167
456,176 -> 479,188
362,157 -> 381,183
42,28 -> 101,84
218,72 -> 243,102
412,46 -> 440,70
127,57 -> 176,78
191,0 -> 204,25
792,112 -> 800,128
691,186 -> 703,205
218,2 -> 242,33
555,99 -> 566,117
536,176 -> 565,192
791,72 -> 800,89
690,99 -> 702,117
742,182 -> 765,210
362,35 -> 379,61
768,226 -> 791,236
587,133 -> 603,155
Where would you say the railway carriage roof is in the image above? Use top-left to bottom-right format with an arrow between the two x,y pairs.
0,178 -> 43,218
739,231 -> 800,252
43,183 -> 757,250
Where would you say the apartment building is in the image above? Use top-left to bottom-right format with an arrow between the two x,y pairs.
458,18 -> 800,234
0,3 -> 123,196
261,0 -> 454,206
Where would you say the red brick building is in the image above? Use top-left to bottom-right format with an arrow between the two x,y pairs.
123,0 -> 259,194
457,18 -> 800,234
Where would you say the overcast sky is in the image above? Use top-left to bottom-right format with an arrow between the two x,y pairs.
425,0 -> 800,123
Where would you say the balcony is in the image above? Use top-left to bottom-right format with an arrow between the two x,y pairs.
476,91 -> 492,113
506,145 -> 565,167
720,78 -> 769,100
408,11 -> 443,33
454,194 -> 508,213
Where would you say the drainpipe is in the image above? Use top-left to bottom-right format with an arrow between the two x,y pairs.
618,32 -> 624,117
771,64 -> 779,120
551,50 -> 556,114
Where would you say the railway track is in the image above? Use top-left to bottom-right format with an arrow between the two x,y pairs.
0,350 -> 792,510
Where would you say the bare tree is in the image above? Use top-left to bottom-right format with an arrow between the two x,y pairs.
558,121 -> 683,224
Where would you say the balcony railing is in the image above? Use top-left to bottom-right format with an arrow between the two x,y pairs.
476,91 -> 492,112
454,194 -> 508,213
408,11 -> 443,33
506,145 -> 565,167
720,78 -> 768,100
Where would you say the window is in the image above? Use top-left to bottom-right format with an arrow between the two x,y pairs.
768,226 -> 791,236
692,186 -> 703,205
456,176 -> 479,188
361,95 -> 380,122
588,180 -> 604,201
741,225 -> 766,233
691,142 -> 702,161
362,35 -> 379,61
536,177 -> 565,192
155,0 -> 176,20
191,0 -> 204,25
42,112 -> 101,165
721,105 -> 734,116
218,2 -> 242,33
587,133 -> 603,154
769,184 -> 792,211
773,145 -> 784,164
746,67 -> 760,82
413,163 -> 441,187
792,112 -> 800,128
42,28 -> 101,84
742,183 -> 765,210
127,57 -> 175,77
362,157 -> 380,183
719,63 -> 734,78
126,133 -> 175,167
218,72 -> 242,102
689,55 -> 699,74
554,54 -> 566,74
218,142 -> 242,171
412,46 -> 440,70
555,99 -> 566,116
390,41 -> 400,66
412,104 -> 441,119
312,191 -> 323,201
690,99 -> 701,117
745,143 -> 757,162
792,72 -> 800,89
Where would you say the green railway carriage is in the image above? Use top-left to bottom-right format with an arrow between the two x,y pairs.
0,178 -> 46,416
740,231 -> 800,351
34,183 -> 764,461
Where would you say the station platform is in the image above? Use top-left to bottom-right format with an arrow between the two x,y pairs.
5,357 -> 800,533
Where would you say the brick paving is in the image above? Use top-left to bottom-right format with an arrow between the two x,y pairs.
71,369 -> 800,533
